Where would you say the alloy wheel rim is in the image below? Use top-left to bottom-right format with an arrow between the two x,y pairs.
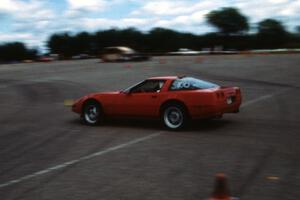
164,107 -> 183,129
84,105 -> 99,124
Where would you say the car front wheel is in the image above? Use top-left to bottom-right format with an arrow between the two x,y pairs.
82,101 -> 103,125
162,104 -> 187,130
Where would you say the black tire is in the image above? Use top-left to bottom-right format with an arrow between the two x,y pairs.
161,104 -> 188,130
82,101 -> 103,125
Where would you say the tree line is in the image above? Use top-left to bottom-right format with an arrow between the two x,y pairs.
1,7 -> 300,61
0,42 -> 38,62
47,8 -> 300,58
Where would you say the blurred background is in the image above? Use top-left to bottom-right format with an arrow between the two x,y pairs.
0,0 -> 300,61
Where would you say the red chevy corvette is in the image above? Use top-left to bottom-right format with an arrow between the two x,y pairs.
72,76 -> 242,130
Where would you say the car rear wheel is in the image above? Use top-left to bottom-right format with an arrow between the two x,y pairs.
162,104 -> 187,130
82,101 -> 103,125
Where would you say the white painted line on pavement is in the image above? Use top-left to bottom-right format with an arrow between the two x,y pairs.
0,89 -> 291,189
241,89 -> 290,108
0,131 -> 162,189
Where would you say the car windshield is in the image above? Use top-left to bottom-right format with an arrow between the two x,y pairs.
170,77 -> 219,90
123,80 -> 165,93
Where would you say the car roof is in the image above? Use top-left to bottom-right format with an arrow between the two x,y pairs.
147,76 -> 179,80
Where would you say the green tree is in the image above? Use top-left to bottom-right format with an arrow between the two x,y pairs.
256,19 -> 287,48
47,33 -> 75,57
93,28 -> 144,51
257,19 -> 286,36
206,7 -> 249,35
295,26 -> 300,35
0,42 -> 38,62
147,28 -> 183,52
72,32 -> 92,54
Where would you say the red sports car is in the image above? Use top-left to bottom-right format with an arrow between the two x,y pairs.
72,76 -> 242,130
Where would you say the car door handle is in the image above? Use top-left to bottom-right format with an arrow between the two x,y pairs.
151,95 -> 157,98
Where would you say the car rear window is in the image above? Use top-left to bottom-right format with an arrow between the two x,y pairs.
170,77 -> 219,90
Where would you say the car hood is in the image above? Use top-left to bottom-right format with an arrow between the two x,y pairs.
87,91 -> 120,97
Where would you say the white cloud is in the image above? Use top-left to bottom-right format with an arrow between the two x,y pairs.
133,1 -> 191,15
233,0 -> 300,22
65,0 -> 108,17
0,0 -> 56,49
67,0 -> 107,10
77,17 -> 154,31
0,33 -> 43,49
74,16 -> 211,34
0,0 -> 300,50
267,0 -> 290,4
131,0 -> 226,16
0,33 -> 33,41
0,0 -> 55,20
132,0 -> 300,23
0,0 -> 21,12
278,0 -> 300,16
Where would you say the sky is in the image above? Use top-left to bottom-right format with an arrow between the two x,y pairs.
0,0 -> 299,51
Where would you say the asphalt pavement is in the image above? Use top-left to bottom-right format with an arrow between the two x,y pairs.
0,55 -> 299,200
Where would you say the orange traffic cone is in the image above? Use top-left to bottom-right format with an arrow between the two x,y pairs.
209,173 -> 233,200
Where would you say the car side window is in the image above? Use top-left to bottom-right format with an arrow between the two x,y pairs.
131,80 -> 165,93
169,77 -> 219,91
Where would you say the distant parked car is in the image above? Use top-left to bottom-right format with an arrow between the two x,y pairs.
37,56 -> 54,62
23,60 -> 34,63
72,54 -> 90,59
72,76 -> 242,130
100,46 -> 150,62
168,48 -> 200,55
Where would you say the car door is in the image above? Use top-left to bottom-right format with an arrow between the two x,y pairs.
116,80 -> 165,117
